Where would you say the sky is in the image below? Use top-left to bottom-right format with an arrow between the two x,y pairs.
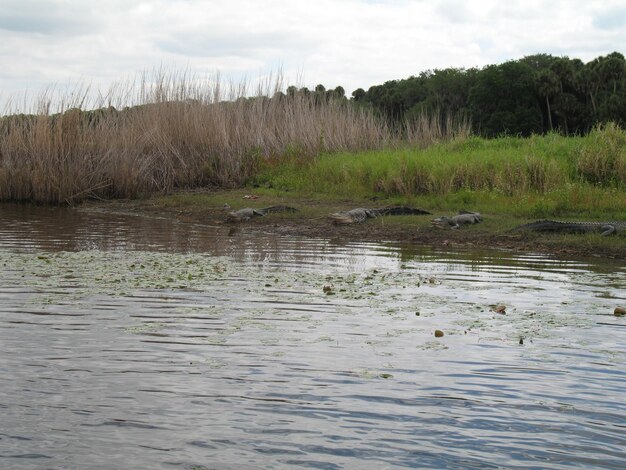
0,0 -> 624,107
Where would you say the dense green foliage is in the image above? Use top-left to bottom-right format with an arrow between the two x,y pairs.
350,52 -> 626,137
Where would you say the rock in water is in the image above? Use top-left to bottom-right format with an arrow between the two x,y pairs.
494,304 -> 506,314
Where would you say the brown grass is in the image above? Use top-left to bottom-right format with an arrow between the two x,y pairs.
405,111 -> 472,148
0,72 -> 404,204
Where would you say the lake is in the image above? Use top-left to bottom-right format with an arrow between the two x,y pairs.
1,203 -> 625,469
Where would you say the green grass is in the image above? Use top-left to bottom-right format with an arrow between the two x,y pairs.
252,125 -> 626,220
103,125 -> 625,258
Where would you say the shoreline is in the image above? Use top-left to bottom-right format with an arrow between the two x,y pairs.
79,190 -> 626,261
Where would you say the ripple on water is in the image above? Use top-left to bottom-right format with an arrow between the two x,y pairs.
0,203 -> 625,469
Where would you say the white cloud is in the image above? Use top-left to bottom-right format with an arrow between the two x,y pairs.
0,0 -> 101,35
0,0 -> 623,108
435,0 -> 475,24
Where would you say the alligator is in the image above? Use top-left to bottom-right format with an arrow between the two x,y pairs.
329,206 -> 431,225
512,220 -> 626,236
432,211 -> 482,229
224,204 -> 298,222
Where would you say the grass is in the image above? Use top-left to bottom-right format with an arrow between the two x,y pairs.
1,70 -> 624,258
0,73 -> 387,203
252,124 -> 626,221
0,70 -> 467,204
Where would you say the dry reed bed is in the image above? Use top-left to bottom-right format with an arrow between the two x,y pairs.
8,73 -> 620,207
0,74 -> 403,204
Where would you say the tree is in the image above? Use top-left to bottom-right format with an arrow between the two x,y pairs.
553,92 -> 586,134
599,52 -> 625,94
520,53 -> 558,71
535,70 -> 559,131
550,58 -> 576,94
313,84 -> 327,105
598,89 -> 626,127
354,51 -> 624,136
272,91 -> 286,101
469,61 -> 542,136
351,88 -> 366,101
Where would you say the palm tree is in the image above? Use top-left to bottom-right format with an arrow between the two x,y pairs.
536,70 -> 559,131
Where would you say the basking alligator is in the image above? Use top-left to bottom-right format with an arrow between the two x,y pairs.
512,220 -> 625,236
432,211 -> 482,229
224,204 -> 298,222
329,206 -> 431,225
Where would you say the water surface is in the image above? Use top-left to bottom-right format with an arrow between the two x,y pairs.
1,203 -> 625,469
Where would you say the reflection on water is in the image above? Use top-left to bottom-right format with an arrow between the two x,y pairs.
1,203 -> 625,469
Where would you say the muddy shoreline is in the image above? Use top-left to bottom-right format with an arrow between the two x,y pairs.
81,195 -> 626,260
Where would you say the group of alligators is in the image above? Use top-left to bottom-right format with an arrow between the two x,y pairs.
223,203 -> 625,236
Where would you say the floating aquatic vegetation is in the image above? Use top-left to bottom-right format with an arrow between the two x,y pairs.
313,335 -> 335,343
202,357 -> 227,369
351,368 -> 394,380
2,250 -> 239,297
204,335 -> 228,345
124,323 -> 168,334
418,340 -> 449,351
0,246 -> 614,355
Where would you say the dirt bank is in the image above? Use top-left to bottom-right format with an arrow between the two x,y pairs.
80,190 -> 626,260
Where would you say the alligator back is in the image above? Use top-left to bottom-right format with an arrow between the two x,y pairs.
226,208 -> 259,222
329,208 -> 373,225
226,205 -> 298,222
432,211 -> 482,228
256,205 -> 299,215
330,206 -> 431,225
513,220 -> 625,236
377,206 -> 431,216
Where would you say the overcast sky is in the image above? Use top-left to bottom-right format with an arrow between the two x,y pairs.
1,0 -> 624,105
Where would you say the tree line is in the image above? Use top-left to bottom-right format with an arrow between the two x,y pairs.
344,51 -> 625,137
4,52 -> 623,139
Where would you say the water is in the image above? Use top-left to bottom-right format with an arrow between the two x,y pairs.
1,203 -> 625,469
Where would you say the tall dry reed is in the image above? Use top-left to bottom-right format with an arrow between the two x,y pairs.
0,71 -> 397,204
405,110 -> 472,148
